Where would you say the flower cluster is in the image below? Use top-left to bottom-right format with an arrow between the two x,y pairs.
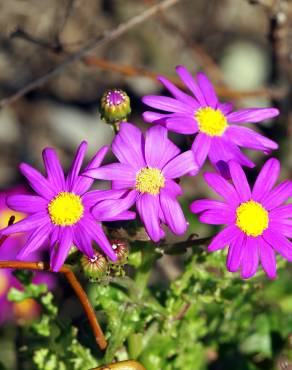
0,65 -> 291,279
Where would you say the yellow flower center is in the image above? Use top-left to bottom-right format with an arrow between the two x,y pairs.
236,200 -> 269,237
135,167 -> 165,195
48,192 -> 84,226
0,271 -> 9,297
195,107 -> 228,136
0,209 -> 24,228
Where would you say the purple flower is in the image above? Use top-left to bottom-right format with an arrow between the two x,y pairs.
0,142 -> 135,271
190,159 -> 292,279
142,66 -> 279,176
84,123 -> 199,242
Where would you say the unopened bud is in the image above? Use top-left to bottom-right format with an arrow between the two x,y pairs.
81,251 -> 108,281
100,89 -> 131,128
110,239 -> 129,265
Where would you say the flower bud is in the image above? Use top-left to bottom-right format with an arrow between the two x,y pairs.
110,239 -> 129,265
81,251 -> 108,281
100,89 -> 131,128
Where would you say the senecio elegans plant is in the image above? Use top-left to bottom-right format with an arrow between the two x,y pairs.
0,66 -> 291,370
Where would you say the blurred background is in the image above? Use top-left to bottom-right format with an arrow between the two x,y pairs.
0,0 -> 291,369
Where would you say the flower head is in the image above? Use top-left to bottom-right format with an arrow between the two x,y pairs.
190,158 -> 292,279
142,66 -> 279,176
84,123 -> 199,242
100,89 -> 131,124
0,143 -> 135,271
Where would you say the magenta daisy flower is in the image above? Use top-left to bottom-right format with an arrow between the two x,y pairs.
84,122 -> 198,242
142,66 -> 279,175
190,158 -> 292,279
0,142 -> 136,271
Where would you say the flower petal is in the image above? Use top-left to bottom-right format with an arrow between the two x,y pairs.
225,125 -> 278,152
20,163 -> 55,199
157,76 -> 199,106
207,224 -> 239,252
50,227 -> 73,272
1,212 -> 49,235
160,189 -> 187,235
259,237 -> 277,279
218,102 -> 233,115
261,180 -> 292,210
227,232 -> 245,272
72,146 -> 109,195
197,72 -> 218,108
92,190 -> 137,221
84,163 -> 136,182
82,189 -> 128,208
190,199 -> 229,214
162,150 -> 198,178
164,179 -> 183,197
143,111 -> 170,123
175,65 -> 205,105
263,229 -> 292,261
241,236 -> 259,279
17,223 -> 52,260
6,195 -> 47,213
204,172 -> 240,204
145,125 -> 168,168
136,193 -> 163,242
42,148 -> 65,191
252,158 -> 280,201
270,204 -> 292,220
191,133 -> 211,168
229,161 -> 251,202
163,114 -> 198,134
66,141 -> 87,191
199,207 -> 235,225
73,223 -> 94,257
227,107 -> 279,123
112,123 -> 146,169
142,95 -> 192,114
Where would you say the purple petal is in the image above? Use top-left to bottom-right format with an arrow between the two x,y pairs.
82,189 -> 128,208
17,223 -> 52,260
7,195 -> 47,213
259,237 -> 277,279
42,148 -> 66,191
92,190 -> 137,221
164,179 -> 183,197
143,111 -> 170,123
208,224 -> 240,252
241,237 -> 259,279
136,193 -> 163,242
270,204 -> 292,219
190,199 -> 229,214
269,220 -> 292,238
50,227 -> 73,272
163,114 -> 198,134
175,65 -> 206,105
191,133 -> 211,168
218,102 -> 233,115
162,150 -> 198,179
66,141 -> 87,191
157,76 -> 199,106
199,207 -> 235,225
204,172 -> 240,205
252,158 -> 280,201
112,123 -> 146,170
229,161 -> 251,202
261,180 -> 292,210
72,146 -> 109,195
227,232 -> 245,272
227,107 -> 279,123
225,125 -> 278,151
84,216 -> 117,261
20,163 -> 55,199
84,163 -> 136,183
142,95 -> 192,114
196,72 -> 218,108
263,229 -> 292,261
73,223 -> 94,257
145,125 -> 168,168
1,212 -> 49,235
160,189 -> 187,235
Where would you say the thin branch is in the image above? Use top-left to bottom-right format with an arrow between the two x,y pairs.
0,0 -> 181,108
92,360 -> 146,370
84,57 -> 286,100
0,260 -> 107,351
171,302 -> 191,321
